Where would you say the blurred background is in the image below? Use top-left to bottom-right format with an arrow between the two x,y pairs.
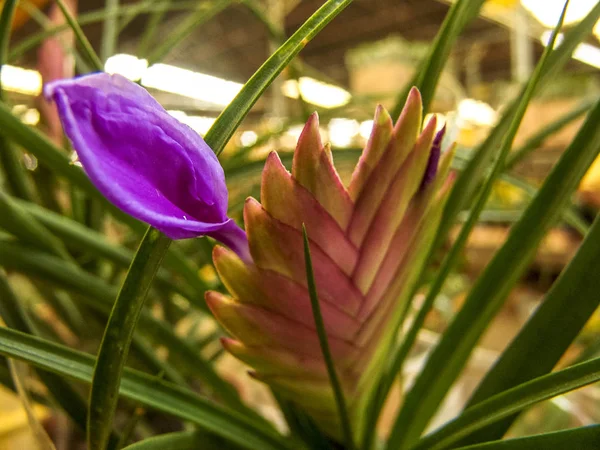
1,0 -> 599,448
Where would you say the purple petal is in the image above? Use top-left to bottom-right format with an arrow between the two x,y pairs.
44,73 -> 249,259
419,125 -> 445,190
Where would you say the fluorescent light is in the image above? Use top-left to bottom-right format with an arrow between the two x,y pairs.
104,53 -> 148,81
522,0 -> 600,41
167,110 -> 215,135
142,64 -> 243,106
282,77 -> 351,109
522,0 -> 598,27
359,120 -> 374,140
105,54 -> 243,106
1,65 -> 42,95
240,130 -> 258,147
328,118 -> 359,148
457,99 -> 497,127
541,31 -> 600,69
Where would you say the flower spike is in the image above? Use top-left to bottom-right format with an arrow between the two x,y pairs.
209,88 -> 454,440
45,73 -> 249,259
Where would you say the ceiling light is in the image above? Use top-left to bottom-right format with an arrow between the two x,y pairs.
541,31 -> 600,69
359,120 -> 374,140
167,110 -> 215,136
240,130 -> 258,147
282,77 -> 351,109
457,99 -> 498,127
1,65 -> 42,95
328,118 -> 359,148
522,0 -> 600,40
143,64 -> 243,106
104,53 -> 148,81
105,54 -> 243,106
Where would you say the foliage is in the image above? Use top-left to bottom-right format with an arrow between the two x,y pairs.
0,1 -> 599,450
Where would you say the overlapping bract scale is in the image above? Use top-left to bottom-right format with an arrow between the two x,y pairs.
207,88 -> 454,438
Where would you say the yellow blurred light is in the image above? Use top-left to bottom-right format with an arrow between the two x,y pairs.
1,65 -> 42,95
282,77 -> 351,109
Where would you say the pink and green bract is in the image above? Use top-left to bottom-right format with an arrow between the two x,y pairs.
208,88 -> 455,439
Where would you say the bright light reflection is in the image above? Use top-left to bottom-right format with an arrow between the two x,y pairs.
240,130 -> 258,147
541,31 -> 600,69
143,64 -> 243,106
1,65 -> 42,95
282,77 -> 351,109
167,110 -> 215,135
104,53 -> 148,81
328,118 -> 359,148
457,99 -> 497,127
359,120 -> 374,140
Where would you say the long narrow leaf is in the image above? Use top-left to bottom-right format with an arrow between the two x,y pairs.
9,1 -> 204,61
434,2 -> 600,255
456,210 -> 600,444
385,7 -> 570,447
302,225 -> 355,450
100,0 -> 119,62
55,0 -> 103,71
146,0 -> 232,66
88,228 -> 171,450
386,97 -> 600,450
0,327 -> 293,450
0,240 -> 243,409
412,357 -> 600,450
391,0 -> 485,116
0,272 -> 120,446
505,99 -> 595,171
454,425 -> 600,450
13,198 -> 197,302
0,0 -> 37,200
204,0 -> 353,154
0,191 -> 71,260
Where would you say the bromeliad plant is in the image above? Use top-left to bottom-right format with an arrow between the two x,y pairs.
0,1 -> 600,450
208,90 -> 453,441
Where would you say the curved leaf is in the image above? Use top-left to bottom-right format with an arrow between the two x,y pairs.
412,357 -> 600,450
0,327 -> 293,450
386,97 -> 600,449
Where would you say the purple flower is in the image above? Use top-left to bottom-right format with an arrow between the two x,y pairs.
45,72 -> 249,260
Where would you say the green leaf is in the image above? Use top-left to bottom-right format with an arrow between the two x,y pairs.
12,198 -> 197,302
0,240 -> 242,408
100,0 -> 119,62
453,425 -> 600,450
122,431 -> 204,450
145,0 -> 233,66
204,0 -> 353,155
0,191 -> 71,261
383,8 -> 569,448
0,0 -> 37,201
302,225 -> 355,450
55,0 -> 103,71
88,228 -> 171,450
122,430 -> 246,450
505,99 -> 595,171
0,272 -> 120,447
9,1 -> 202,61
386,96 -> 600,450
435,1 -> 600,255
0,327 -> 293,450
411,357 -> 600,450
391,0 -> 485,116
455,210 -> 600,445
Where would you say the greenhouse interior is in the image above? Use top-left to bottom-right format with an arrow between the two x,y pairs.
0,0 -> 599,449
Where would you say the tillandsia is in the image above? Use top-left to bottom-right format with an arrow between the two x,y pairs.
46,72 -> 454,442
208,88 -> 455,440
44,72 -> 250,260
